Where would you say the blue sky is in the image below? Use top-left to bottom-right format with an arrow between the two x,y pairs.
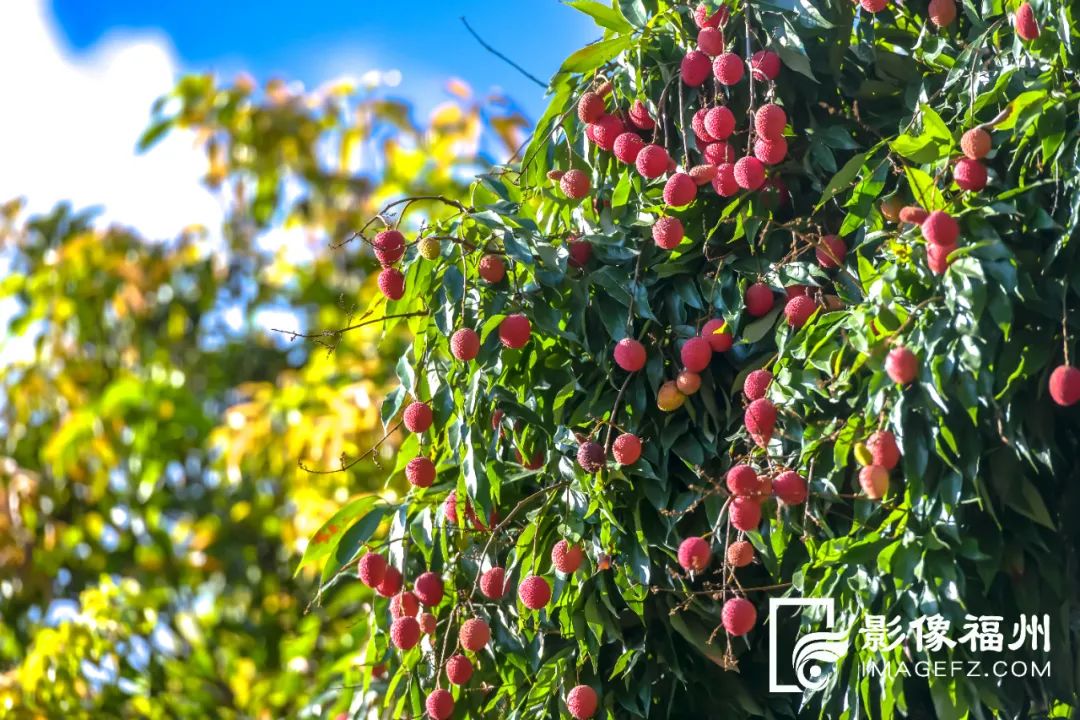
50,0 -> 598,119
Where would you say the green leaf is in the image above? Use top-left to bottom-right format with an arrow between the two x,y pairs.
557,36 -> 632,75
296,495 -> 382,576
566,0 -> 633,33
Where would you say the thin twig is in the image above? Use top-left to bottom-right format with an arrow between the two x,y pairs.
461,17 -> 547,89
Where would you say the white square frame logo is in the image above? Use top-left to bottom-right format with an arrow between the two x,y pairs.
769,597 -> 837,693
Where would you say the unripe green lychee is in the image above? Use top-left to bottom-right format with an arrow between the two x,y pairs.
418,236 -> 441,260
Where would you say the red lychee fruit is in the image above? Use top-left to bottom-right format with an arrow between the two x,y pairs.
755,104 -> 787,139
1016,2 -> 1039,41
866,430 -> 900,470
745,282 -> 775,317
899,206 -> 929,225
691,108 -> 715,143
390,591 -> 419,619
450,327 -> 480,362
961,128 -> 991,160
922,211 -> 959,246
816,234 -> 847,268
712,162 -> 739,197
561,169 -> 591,200
614,337 -> 647,371
480,566 -> 508,599
459,617 -> 491,652
406,456 -> 436,488
420,612 -> 437,635
694,2 -> 729,28
479,254 -> 506,283
577,441 -> 605,473
1050,365 -> 1080,407
859,465 -> 890,499
390,616 -> 421,650
705,106 -> 736,140
567,685 -> 599,720
426,689 -> 454,720
358,552 -> 387,588
613,132 -> 645,164
689,164 -> 718,186
518,575 -> 552,609
928,0 -> 956,27
652,216 -> 684,250
515,448 -> 544,470
590,114 -> 624,151
745,398 -> 777,447
681,50 -> 712,86
680,337 -> 713,372
613,433 -> 642,465
750,50 -> 781,81
734,156 -> 765,190
697,26 -> 724,56
927,241 -> 957,275
784,294 -> 816,329
635,143 -> 670,179
860,0 -> 888,12
444,492 -> 480,529
730,496 -> 762,531
499,314 -> 531,349
404,401 -> 433,433
704,140 -> 736,165
376,566 -> 403,597
677,370 -> 702,395
743,369 -> 772,400
567,237 -> 593,268
628,99 -> 655,130
552,540 -> 584,574
677,536 -> 711,572
664,173 -> 698,207
773,470 -> 808,505
726,464 -> 760,496
722,597 -> 757,636
657,380 -> 686,411
577,92 -> 605,123
702,318 -> 733,352
954,158 -> 987,191
414,571 -> 444,607
713,52 -> 745,85
727,540 -> 754,568
378,267 -> 405,300
886,347 -> 919,384
446,653 -> 473,685
373,229 -> 405,266
754,137 -> 788,166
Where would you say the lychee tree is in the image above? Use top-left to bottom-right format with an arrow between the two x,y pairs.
300,1 -> 1080,718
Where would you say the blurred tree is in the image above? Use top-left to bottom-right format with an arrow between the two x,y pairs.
0,72 -> 527,718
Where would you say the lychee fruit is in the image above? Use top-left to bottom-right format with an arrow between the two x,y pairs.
426,689 -> 454,720
403,401 -> 433,433
730,496 -> 762,531
879,196 -> 904,222
712,162 -> 739,196
664,173 -> 698,207
745,282 -> 775,317
722,597 -> 757,636
358,552 -> 387,588
816,234 -> 847,268
657,380 -> 686,411
499,314 -> 531,349
745,398 -> 777,447
734,156 -> 765,190
450,328 -> 480,361
859,465 -> 890,499
561,169 -> 591,200
577,92 -> 605,123
420,612 -> 437,635
406,456 -> 436,488
927,241 -> 957,275
1049,365 -> 1080,407
418,236 -> 441,260
480,566 -> 508,599
702,318 -> 733,352
743,369 -> 772,400
681,337 -> 713,372
567,685 -> 599,720
613,132 -> 645,164
697,26 -> 724,56
928,0 -> 956,27
694,2 -> 729,28
577,441 -> 605,473
518,575 -> 552,609
515,448 -> 544,470
614,337 -> 647,371
390,616 -> 421,650
390,591 -> 419,619
567,237 -> 593,268
755,104 -> 787,139
590,114 -> 624,151
414,571 -> 444,607
773,470 -> 808,505
677,536 -> 711,572
681,50 -> 712,86
754,137 -> 788,166
378,267 -> 405,300
628,99 -> 655,130
459,617 -> 491,652
899,206 -> 929,225
713,52 -> 745,86
726,464 -> 760,496
1016,2 -> 1039,41
704,140 -> 736,165
750,50 -> 781,81
677,370 -> 702,395
886,347 -> 919,384
652,216 -> 684,250
552,540 -> 584,574
691,108 -> 715,143
446,654 -> 473,685
689,164 -> 718,186
784,295 -> 816,329
727,540 -> 754,568
373,229 -> 405,266
866,430 -> 900,470
376,566 -> 403,597
954,158 -> 987,191
636,143 -> 670,179
922,211 -> 959,246
613,433 -> 643,465
705,106 -> 736,140
961,128 -> 991,159
478,254 -> 506,283
860,0 -> 888,12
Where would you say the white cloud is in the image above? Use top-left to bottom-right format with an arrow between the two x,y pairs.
0,0 -> 223,239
